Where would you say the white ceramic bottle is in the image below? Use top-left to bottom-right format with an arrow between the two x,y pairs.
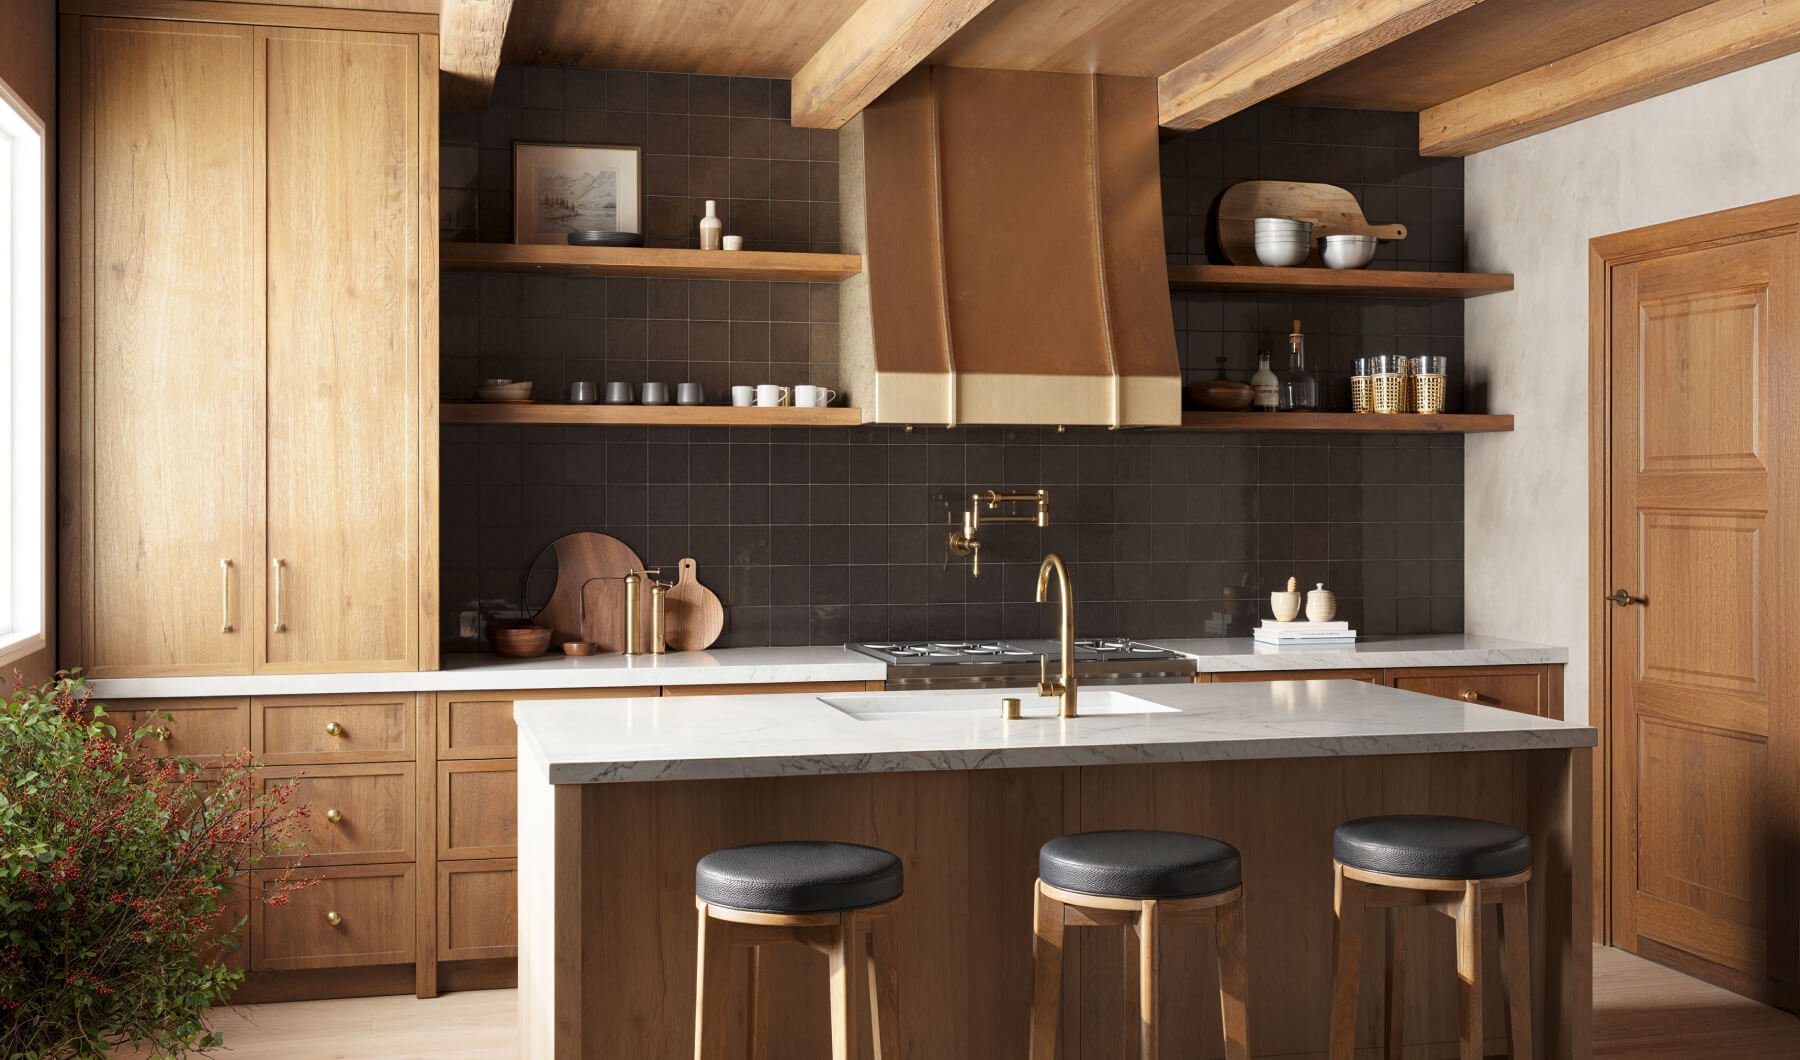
699,200 -> 723,250
1251,350 -> 1279,412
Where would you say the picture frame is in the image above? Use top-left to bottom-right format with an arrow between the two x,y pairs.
511,142 -> 642,245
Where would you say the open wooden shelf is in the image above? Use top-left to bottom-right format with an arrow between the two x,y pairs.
1169,411 -> 1513,433
442,403 -> 866,427
1167,264 -> 1513,299
442,242 -> 863,282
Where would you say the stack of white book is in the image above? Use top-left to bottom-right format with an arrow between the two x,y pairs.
1253,620 -> 1357,644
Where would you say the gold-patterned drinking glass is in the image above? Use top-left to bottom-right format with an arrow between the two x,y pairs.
1368,354 -> 1407,414
1350,357 -> 1371,414
1411,355 -> 1447,414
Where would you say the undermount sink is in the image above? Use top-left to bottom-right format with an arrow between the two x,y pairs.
819,689 -> 1180,722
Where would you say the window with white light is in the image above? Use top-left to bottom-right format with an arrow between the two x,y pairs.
0,79 -> 45,662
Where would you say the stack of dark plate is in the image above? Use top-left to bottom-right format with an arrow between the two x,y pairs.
566,230 -> 644,247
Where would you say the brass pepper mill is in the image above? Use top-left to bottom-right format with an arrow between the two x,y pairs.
622,568 -> 660,656
649,579 -> 669,656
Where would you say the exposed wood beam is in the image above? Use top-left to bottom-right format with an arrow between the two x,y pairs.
1421,0 -> 1800,156
790,0 -> 998,129
439,0 -> 513,112
1157,0 -> 1487,131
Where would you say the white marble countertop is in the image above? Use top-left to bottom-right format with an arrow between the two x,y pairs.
516,679 -> 1596,785
1152,634 -> 1567,672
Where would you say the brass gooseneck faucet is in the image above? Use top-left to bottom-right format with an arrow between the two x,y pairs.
1035,553 -> 1077,718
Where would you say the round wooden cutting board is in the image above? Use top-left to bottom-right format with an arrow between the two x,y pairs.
662,558 -> 724,652
530,532 -> 644,650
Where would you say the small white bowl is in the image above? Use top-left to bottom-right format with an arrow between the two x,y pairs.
1321,234 -> 1380,270
1254,239 -> 1311,268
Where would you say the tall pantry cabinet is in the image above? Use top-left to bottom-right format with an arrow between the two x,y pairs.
59,6 -> 438,677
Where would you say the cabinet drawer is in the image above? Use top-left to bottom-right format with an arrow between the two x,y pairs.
260,764 -> 415,865
436,688 -> 657,760
1393,668 -> 1547,717
251,865 -> 414,971
439,761 -> 516,860
253,693 -> 413,764
438,860 -> 516,961
112,697 -> 250,764
1210,669 -> 1383,684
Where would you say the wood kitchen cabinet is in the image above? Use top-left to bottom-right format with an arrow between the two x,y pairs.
1199,664 -> 1563,718
59,5 -> 437,679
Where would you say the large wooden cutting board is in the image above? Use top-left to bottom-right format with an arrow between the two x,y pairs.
662,558 -> 724,652
1216,180 -> 1406,266
530,533 -> 644,650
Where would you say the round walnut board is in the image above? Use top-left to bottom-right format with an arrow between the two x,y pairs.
530,532 -> 646,652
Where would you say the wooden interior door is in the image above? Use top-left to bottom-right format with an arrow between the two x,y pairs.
73,18 -> 262,677
1607,227 -> 1800,1002
261,26 -> 419,672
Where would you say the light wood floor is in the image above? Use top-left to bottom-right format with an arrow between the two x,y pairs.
140,946 -> 1800,1058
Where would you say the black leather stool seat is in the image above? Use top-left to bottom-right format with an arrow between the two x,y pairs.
695,841 -> 903,915
1334,814 -> 1532,880
1039,829 -> 1242,900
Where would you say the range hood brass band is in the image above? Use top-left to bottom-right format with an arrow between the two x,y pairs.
867,371 -> 1178,427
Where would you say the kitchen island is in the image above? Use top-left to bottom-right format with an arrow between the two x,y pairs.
517,679 -> 1595,1059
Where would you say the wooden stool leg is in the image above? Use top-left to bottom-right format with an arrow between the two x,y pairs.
1498,884 -> 1533,1060
694,904 -> 733,1060
1329,863 -> 1368,1060
828,913 -> 869,1060
865,914 -> 900,1060
1137,899 -> 1161,1060
1384,906 -> 1406,1060
1214,895 -> 1251,1060
1455,881 -> 1483,1060
1029,881 -> 1065,1060
745,944 -> 769,1060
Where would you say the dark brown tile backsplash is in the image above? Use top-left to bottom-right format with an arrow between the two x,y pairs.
440,66 -> 1467,649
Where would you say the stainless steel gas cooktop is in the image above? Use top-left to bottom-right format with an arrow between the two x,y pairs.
849,639 -> 1194,690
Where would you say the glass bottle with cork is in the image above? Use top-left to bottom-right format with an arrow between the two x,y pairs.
1279,319 -> 1318,411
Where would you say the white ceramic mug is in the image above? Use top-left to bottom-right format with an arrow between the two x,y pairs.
755,384 -> 789,408
721,235 -> 743,252
730,385 -> 756,407
640,381 -> 670,405
793,385 -> 836,408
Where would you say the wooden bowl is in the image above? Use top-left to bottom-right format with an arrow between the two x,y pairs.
560,641 -> 597,656
488,624 -> 552,658
1186,378 -> 1254,411
478,381 -> 533,402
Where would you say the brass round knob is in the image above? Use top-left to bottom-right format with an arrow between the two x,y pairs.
325,808 -> 343,824
325,911 -> 342,927
324,721 -> 344,737
1462,690 -> 1481,703
151,725 -> 172,742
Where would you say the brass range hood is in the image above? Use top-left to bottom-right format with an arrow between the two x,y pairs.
838,66 -> 1181,428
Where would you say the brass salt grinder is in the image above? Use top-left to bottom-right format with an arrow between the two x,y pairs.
622,568 -> 669,656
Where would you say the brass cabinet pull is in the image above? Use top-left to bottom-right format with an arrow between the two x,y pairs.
324,808 -> 342,824
220,559 -> 234,633
272,558 -> 288,632
1461,690 -> 1483,703
151,725 -> 172,742
326,911 -> 342,927
1606,589 -> 1646,607
324,721 -> 344,738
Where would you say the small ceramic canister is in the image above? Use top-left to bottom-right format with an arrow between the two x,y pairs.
1270,577 -> 1302,622
1306,583 -> 1337,622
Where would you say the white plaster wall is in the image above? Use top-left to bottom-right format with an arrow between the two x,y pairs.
1463,53 -> 1800,725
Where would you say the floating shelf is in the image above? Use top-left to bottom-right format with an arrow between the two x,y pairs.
1167,264 -> 1513,299
1168,411 -> 1513,433
442,403 -> 866,427
442,242 -> 863,282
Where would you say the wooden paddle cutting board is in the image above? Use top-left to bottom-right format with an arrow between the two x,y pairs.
530,532 -> 644,650
1216,180 -> 1406,266
662,558 -> 723,652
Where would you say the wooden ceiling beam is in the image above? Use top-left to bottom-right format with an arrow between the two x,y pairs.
1157,0 -> 1487,131
1420,0 -> 1800,156
439,0 -> 513,111
790,0 -> 999,129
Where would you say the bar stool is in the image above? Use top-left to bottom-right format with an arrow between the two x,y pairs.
1328,814 -> 1533,1060
1028,829 -> 1251,1060
693,840 -> 902,1060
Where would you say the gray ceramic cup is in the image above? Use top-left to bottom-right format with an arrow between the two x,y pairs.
605,381 -> 633,404
641,381 -> 670,405
567,381 -> 598,404
676,382 -> 705,405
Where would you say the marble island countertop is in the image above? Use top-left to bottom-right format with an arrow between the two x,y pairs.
516,678 -> 1596,785
86,635 -> 1561,699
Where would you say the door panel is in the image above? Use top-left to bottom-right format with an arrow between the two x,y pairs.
1609,232 -> 1796,998
79,19 -> 261,676
261,27 -> 419,672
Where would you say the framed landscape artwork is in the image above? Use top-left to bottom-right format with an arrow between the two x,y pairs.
512,142 -> 642,244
